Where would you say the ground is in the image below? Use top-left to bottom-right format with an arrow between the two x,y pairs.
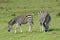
0,0 -> 60,40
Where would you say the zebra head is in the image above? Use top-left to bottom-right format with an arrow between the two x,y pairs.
8,18 -> 16,32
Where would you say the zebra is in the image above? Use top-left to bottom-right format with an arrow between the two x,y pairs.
38,11 -> 51,32
8,14 -> 33,33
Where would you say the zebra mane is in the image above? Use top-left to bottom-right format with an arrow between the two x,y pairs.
8,18 -> 16,25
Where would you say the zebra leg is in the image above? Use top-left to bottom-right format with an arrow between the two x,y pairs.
19,24 -> 22,33
41,23 -> 45,32
45,23 -> 49,32
41,18 -> 45,32
28,22 -> 32,32
40,22 -> 45,32
14,23 -> 19,34
44,22 -> 49,32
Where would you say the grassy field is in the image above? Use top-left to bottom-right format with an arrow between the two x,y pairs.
0,0 -> 60,40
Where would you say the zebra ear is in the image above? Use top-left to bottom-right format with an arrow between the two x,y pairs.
38,11 -> 41,15
39,11 -> 41,13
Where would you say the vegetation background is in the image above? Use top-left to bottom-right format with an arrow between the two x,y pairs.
0,0 -> 60,40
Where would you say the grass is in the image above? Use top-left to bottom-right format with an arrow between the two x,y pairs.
0,0 -> 60,40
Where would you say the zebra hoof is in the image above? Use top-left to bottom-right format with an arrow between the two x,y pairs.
8,30 -> 10,32
45,30 -> 48,32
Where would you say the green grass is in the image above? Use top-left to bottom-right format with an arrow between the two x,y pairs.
0,0 -> 60,40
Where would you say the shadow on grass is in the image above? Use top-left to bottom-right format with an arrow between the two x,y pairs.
49,28 -> 60,32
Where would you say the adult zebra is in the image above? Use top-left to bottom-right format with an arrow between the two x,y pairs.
38,11 -> 51,32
